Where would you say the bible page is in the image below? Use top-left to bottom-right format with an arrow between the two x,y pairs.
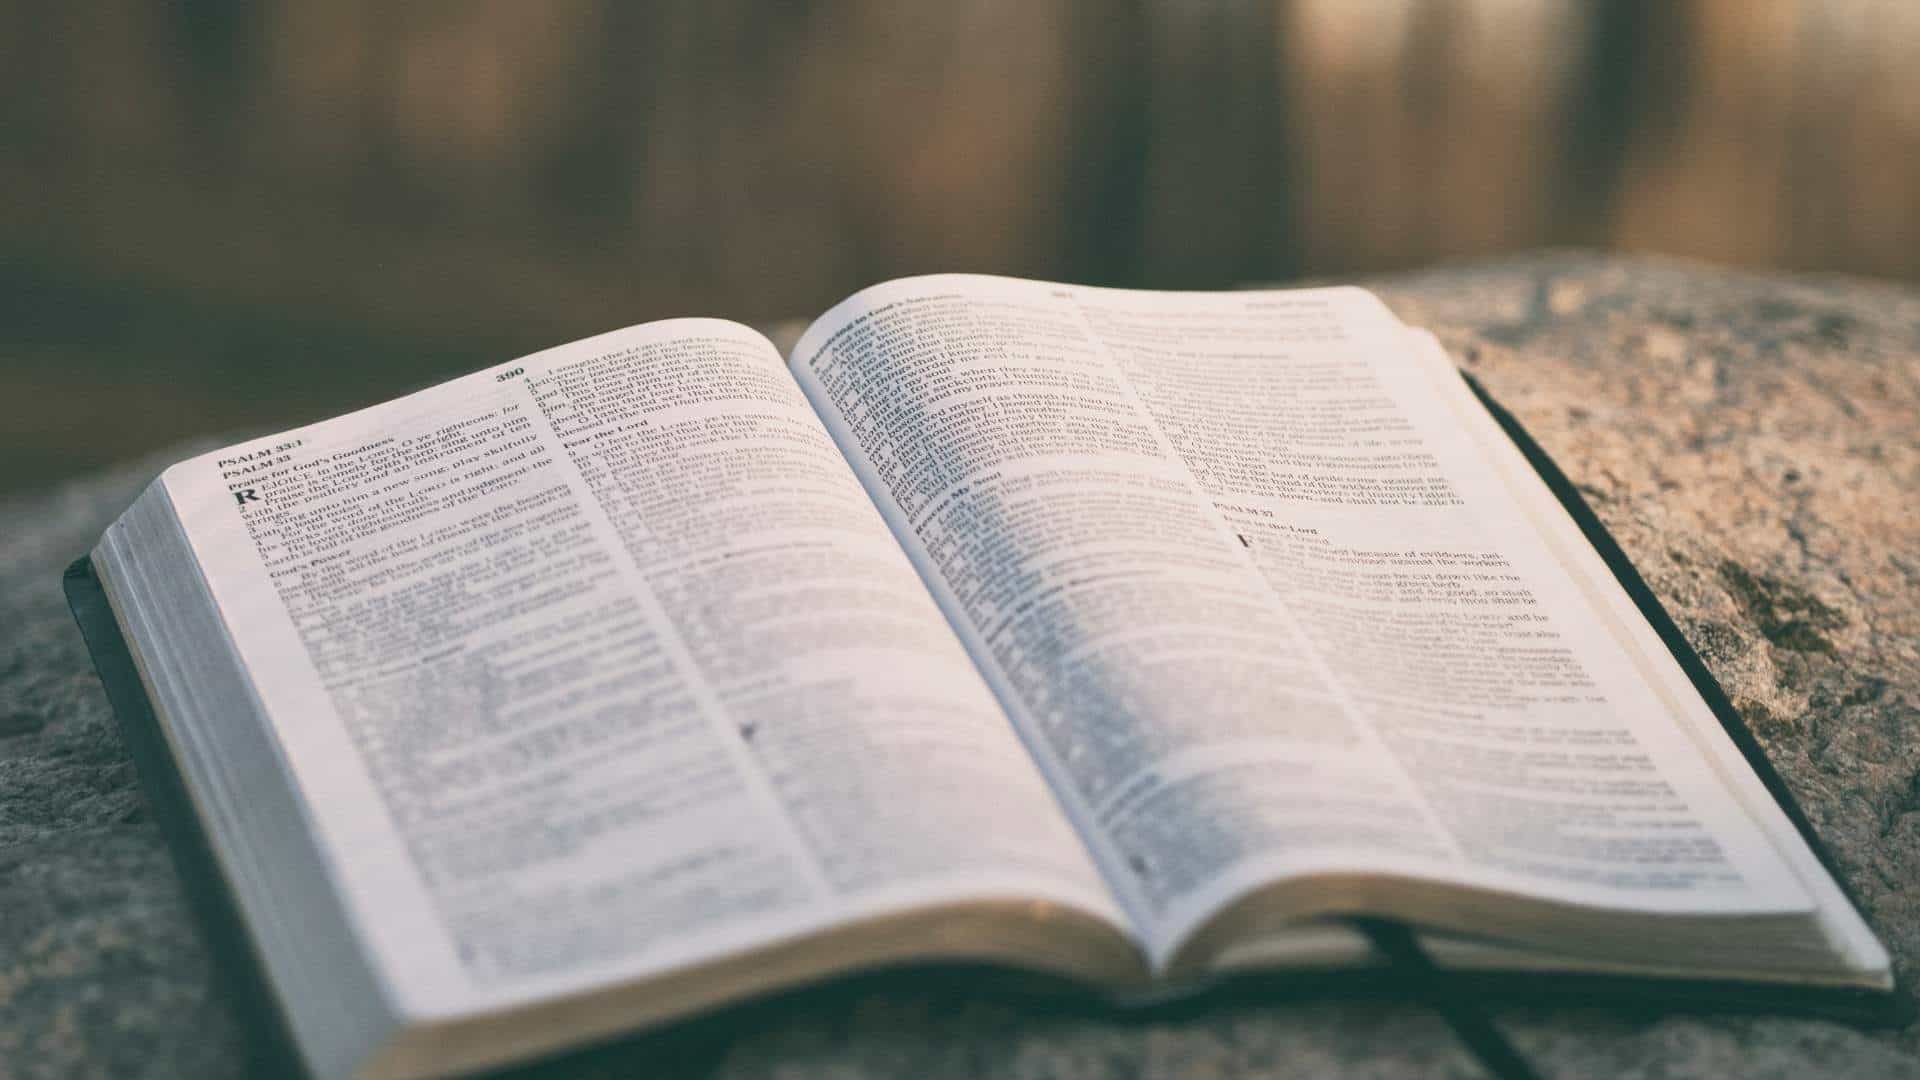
149,319 -> 1130,1020
788,277 -> 1816,968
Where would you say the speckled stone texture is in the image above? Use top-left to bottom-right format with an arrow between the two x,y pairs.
1377,253 -> 1920,1076
2,253 -> 1914,1077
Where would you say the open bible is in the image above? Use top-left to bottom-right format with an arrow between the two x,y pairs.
69,277 -> 1894,1079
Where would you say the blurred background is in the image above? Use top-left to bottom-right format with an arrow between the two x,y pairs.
5,0 -> 1919,495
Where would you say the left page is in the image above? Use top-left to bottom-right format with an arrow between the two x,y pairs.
144,319 -> 1131,1020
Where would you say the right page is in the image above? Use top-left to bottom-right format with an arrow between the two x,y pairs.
788,276 -> 1864,975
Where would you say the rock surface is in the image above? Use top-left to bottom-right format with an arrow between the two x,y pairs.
1379,253 -> 1920,1076
1,252 -> 1914,1077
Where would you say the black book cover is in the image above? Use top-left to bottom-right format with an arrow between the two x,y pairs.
64,556 -> 309,1078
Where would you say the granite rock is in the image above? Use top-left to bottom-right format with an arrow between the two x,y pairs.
1,253 -> 1914,1077
1380,253 -> 1920,1076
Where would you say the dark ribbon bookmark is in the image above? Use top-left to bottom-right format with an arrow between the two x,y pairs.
1352,918 -> 1544,1080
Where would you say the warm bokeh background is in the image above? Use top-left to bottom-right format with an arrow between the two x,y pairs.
5,0 -> 1918,494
